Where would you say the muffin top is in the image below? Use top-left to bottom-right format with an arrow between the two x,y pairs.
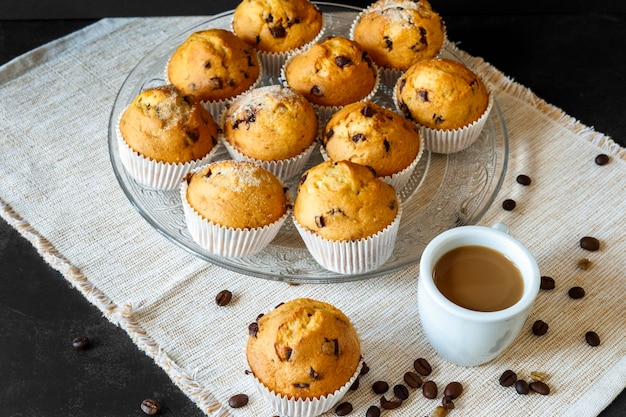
323,101 -> 421,177
119,85 -> 218,163
184,160 -> 287,229
396,58 -> 489,130
167,29 -> 260,102
232,0 -> 323,53
246,298 -> 361,399
284,36 -> 378,107
352,0 -> 445,71
222,85 -> 318,161
294,160 -> 399,241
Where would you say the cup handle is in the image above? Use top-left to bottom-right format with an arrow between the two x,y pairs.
492,222 -> 510,234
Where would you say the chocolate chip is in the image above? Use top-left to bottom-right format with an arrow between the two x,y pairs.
414,358 -> 432,376
532,320 -> 549,336
580,236 -> 600,251
140,398 -> 161,415
441,395 -> 455,410
540,276 -> 555,290
516,174 -> 532,185
361,104 -> 376,117
502,199 -> 516,211
443,382 -> 463,399
404,371 -> 422,388
310,85 -> 323,97
360,362 -> 370,375
529,381 -> 550,395
209,77 -> 223,89
383,139 -> 390,152
422,380 -> 438,399
310,367 -> 320,380
321,338 -> 339,356
352,133 -> 366,143
384,36 -> 393,50
315,215 -> 326,228
372,380 -> 389,394
380,396 -> 402,410
585,331 -> 601,346
499,369 -> 517,387
335,55 -> 352,68
515,380 -> 530,395
418,90 -> 429,101
215,289 -> 232,306
432,114 -> 445,124
72,336 -> 90,350
326,129 -> 334,140
350,377 -> 359,390
595,154 -> 610,165
568,286 -> 585,299
366,405 -> 381,417
293,382 -> 310,388
228,393 -> 249,408
248,322 -> 259,337
394,384 -> 410,400
270,25 -> 286,38
335,401 -> 353,416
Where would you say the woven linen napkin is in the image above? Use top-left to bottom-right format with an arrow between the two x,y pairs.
1,17 -> 625,417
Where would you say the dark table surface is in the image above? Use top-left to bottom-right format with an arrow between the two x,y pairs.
1,1 -> 625,416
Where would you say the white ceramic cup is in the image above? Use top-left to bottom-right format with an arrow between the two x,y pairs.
417,223 -> 541,367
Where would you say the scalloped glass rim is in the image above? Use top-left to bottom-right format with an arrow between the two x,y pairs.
108,2 -> 509,283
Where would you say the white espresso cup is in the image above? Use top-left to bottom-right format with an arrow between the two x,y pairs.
417,223 -> 540,366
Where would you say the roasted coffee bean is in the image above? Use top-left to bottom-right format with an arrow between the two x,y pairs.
580,236 -> 600,251
441,395 -> 455,410
360,361 -> 370,375
532,320 -> 549,336
335,401 -> 353,416
502,199 -> 516,211
540,276 -> 555,290
72,336 -> 90,350
595,154 -> 610,165
140,398 -> 161,415
529,381 -> 550,395
516,174 -> 532,185
414,357 -> 432,375
228,393 -> 249,408
499,369 -> 517,387
215,289 -> 232,306
585,331 -> 601,346
515,380 -> 530,395
349,377 -> 360,391
422,380 -> 438,399
404,371 -> 422,388
372,380 -> 389,394
530,371 -> 546,382
380,395 -> 402,410
366,405 -> 381,417
394,384 -> 410,400
568,286 -> 586,299
248,322 -> 259,337
443,381 -> 463,399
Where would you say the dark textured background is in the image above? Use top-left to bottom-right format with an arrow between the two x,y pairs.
1,1 -> 624,416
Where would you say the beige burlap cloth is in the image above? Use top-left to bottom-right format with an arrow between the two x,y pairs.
1,17 -> 624,417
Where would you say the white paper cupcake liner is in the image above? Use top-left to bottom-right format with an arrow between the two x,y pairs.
180,178 -> 290,258
249,359 -> 363,417
293,203 -> 403,274
115,112 -> 221,190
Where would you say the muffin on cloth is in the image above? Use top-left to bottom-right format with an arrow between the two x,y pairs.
180,160 -> 289,257
246,297 -> 362,416
351,0 -> 445,74
395,57 -> 493,153
293,160 -> 402,274
282,36 -> 379,119
232,0 -> 324,74
167,28 -> 261,116
117,85 -> 220,189
321,101 -> 424,191
221,85 -> 319,180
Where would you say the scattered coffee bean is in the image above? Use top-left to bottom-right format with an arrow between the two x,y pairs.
380,395 -> 402,410
568,286 -> 586,299
577,258 -> 592,270
215,289 -> 232,306
595,154 -> 610,166
72,336 -> 90,350
540,276 -> 555,290
429,406 -> 449,417
366,405 -> 381,417
422,380 -> 438,399
248,322 -> 259,337
414,358 -> 432,376
516,174 -> 532,185
372,380 -> 389,394
532,320 -> 549,336
335,401 -> 353,416
350,377 -> 360,391
515,380 -> 530,395
360,362 -> 370,375
585,331 -> 601,346
441,395 -> 455,410
140,398 -> 161,415
394,384 -> 410,400
580,236 -> 600,251
529,381 -> 550,395
499,369 -> 517,387
502,198 -> 516,211
404,371 -> 422,388
228,393 -> 249,408
443,381 -> 463,399
530,371 -> 547,382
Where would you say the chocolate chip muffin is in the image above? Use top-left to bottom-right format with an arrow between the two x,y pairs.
247,298 -> 361,403
167,29 -> 261,103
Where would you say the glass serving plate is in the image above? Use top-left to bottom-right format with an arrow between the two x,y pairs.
108,2 -> 508,283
